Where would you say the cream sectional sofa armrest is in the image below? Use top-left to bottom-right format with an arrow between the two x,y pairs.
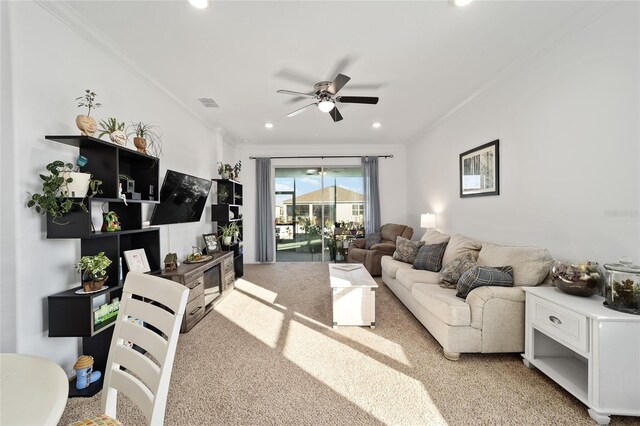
466,286 -> 526,330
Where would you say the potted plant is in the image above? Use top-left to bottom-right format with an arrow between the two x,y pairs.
75,251 -> 112,292
219,223 -> 235,246
27,160 -> 102,225
233,160 -> 242,180
98,117 -> 126,146
75,89 -> 102,137
127,122 -> 162,157
217,162 -> 233,179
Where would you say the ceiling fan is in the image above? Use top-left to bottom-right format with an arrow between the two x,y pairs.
277,73 -> 379,122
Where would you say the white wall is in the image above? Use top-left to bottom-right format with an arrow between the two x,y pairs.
406,3 -> 639,263
238,143 -> 407,263
1,2 -> 219,373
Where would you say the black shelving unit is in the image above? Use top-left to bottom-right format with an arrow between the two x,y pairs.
212,179 -> 243,278
44,135 -> 161,397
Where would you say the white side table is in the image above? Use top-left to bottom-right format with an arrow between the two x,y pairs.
329,264 -> 378,328
522,287 -> 640,425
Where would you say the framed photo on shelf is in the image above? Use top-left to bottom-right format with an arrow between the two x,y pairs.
460,139 -> 500,198
203,233 -> 218,254
123,248 -> 151,273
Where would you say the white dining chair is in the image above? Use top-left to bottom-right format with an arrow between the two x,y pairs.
69,271 -> 189,426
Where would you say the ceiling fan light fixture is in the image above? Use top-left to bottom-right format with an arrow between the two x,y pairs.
189,0 -> 209,9
318,100 -> 335,113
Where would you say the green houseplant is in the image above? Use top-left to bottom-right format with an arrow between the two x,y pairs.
27,160 -> 102,225
219,223 -> 238,246
75,251 -> 112,292
98,117 -> 126,146
75,89 -> 102,137
127,121 -> 163,157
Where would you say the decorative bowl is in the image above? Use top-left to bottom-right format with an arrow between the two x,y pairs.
551,261 -> 603,297
553,276 -> 600,297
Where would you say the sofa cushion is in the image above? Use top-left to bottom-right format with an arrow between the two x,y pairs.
477,243 -> 553,286
420,229 -> 451,245
381,255 -> 414,279
412,283 -> 471,326
365,232 -> 382,249
439,253 -> 478,288
393,237 -> 424,264
413,242 -> 448,272
456,266 -> 514,299
396,268 -> 440,291
441,234 -> 482,267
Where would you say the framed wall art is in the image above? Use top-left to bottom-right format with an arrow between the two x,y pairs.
459,139 -> 500,198
203,233 -> 218,254
123,248 -> 151,273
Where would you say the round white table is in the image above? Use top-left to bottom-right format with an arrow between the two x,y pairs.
0,353 -> 69,425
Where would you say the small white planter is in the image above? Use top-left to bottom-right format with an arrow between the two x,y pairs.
61,172 -> 91,198
223,236 -> 232,246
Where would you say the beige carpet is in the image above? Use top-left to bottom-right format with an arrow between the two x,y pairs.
60,263 -> 636,425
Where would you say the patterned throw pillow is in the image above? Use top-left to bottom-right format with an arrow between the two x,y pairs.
365,232 -> 382,249
439,253 -> 478,288
456,266 -> 514,299
413,242 -> 448,272
393,237 -> 425,264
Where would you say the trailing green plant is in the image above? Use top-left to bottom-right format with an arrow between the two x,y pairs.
219,222 -> 239,239
27,160 -> 102,224
76,89 -> 102,116
75,251 -> 112,280
126,121 -> 163,157
98,117 -> 125,138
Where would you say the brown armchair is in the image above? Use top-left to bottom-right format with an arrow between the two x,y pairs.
346,223 -> 414,276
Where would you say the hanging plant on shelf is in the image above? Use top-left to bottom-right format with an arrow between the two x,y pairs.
26,160 -> 102,225
75,89 -> 102,137
75,251 -> 112,292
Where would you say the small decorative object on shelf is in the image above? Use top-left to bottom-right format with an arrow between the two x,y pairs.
233,160 -> 242,180
101,210 -> 121,232
73,355 -> 102,390
551,261 -> 603,297
75,89 -> 101,137
127,121 -> 162,157
27,160 -> 102,225
76,251 -> 112,293
98,117 -> 126,146
603,257 -> 640,315
123,248 -> 150,273
164,253 -> 178,271
217,161 -> 241,180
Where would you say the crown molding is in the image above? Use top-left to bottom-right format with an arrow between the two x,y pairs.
405,1 -> 618,146
36,1 -> 216,132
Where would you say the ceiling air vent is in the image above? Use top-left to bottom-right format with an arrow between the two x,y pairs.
198,98 -> 219,108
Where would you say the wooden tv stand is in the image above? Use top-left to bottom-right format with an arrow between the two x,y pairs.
157,252 -> 234,332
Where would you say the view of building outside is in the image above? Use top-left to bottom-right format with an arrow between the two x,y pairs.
274,168 -> 364,262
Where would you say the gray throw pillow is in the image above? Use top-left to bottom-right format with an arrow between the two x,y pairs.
392,237 -> 424,264
365,232 -> 382,250
439,253 -> 478,288
456,266 -> 514,299
413,242 -> 448,272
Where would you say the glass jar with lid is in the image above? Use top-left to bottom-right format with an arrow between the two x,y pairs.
603,257 -> 640,315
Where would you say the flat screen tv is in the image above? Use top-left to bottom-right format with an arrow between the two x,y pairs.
150,170 -> 212,225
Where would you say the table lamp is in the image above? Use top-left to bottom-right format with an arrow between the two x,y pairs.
421,213 -> 436,230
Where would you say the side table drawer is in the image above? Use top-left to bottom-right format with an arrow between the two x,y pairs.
223,256 -> 233,272
531,295 -> 589,353
182,293 -> 205,333
185,273 -> 204,290
188,282 -> 204,303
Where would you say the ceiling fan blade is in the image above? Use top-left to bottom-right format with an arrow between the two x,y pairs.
336,96 -> 379,105
327,56 -> 354,81
329,107 -> 343,122
277,89 -> 316,98
287,103 -> 317,117
327,74 -> 351,95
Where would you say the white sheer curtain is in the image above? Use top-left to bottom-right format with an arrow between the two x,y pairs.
362,156 -> 381,236
255,158 -> 274,262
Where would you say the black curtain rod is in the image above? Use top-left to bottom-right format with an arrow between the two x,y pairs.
249,154 -> 393,159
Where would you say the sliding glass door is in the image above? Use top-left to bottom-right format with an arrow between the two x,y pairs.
275,167 -> 364,262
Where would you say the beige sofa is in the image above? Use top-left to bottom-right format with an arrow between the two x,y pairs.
381,230 -> 553,360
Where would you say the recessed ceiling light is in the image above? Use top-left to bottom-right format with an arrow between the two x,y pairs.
454,0 -> 473,7
372,122 -> 381,128
264,123 -> 274,129
189,0 -> 209,9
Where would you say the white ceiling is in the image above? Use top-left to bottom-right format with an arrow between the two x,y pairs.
67,1 -> 587,146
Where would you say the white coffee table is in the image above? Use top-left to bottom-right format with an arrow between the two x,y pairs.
329,263 -> 378,329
